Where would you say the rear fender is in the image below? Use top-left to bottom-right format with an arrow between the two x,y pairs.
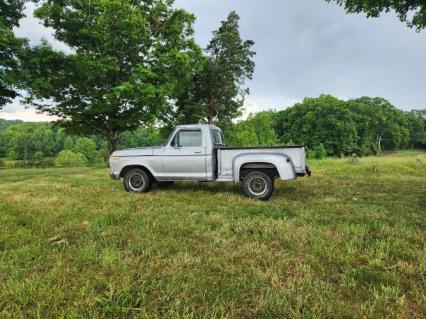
233,153 -> 296,181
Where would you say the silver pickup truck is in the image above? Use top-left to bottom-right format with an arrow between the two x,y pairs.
110,124 -> 310,200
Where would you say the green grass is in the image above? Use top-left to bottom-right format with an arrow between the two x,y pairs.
0,158 -> 16,168
0,151 -> 425,318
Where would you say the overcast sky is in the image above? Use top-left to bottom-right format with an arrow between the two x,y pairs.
1,0 -> 425,121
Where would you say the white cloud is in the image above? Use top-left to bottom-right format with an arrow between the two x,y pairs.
13,2 -> 70,52
0,109 -> 56,122
0,97 -> 56,122
242,95 -> 299,117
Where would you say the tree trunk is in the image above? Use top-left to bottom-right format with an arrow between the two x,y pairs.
207,114 -> 213,123
107,131 -> 119,156
377,135 -> 382,154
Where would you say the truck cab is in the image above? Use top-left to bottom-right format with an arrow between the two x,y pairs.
160,124 -> 221,181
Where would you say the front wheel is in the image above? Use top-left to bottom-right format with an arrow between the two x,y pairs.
124,168 -> 151,193
242,171 -> 274,200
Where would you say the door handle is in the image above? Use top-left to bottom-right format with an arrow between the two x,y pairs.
194,151 -> 202,154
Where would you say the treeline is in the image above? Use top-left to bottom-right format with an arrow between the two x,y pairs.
227,95 -> 425,157
274,95 -> 426,156
0,120 -> 164,167
0,95 -> 425,167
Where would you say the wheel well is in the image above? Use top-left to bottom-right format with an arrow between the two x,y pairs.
239,162 -> 279,181
120,165 -> 156,181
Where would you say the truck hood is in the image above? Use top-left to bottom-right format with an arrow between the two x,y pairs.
111,146 -> 161,157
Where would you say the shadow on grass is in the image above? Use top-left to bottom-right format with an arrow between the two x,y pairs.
147,180 -> 322,202
153,181 -> 242,195
151,181 -> 318,208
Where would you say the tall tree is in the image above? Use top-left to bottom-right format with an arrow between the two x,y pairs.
326,0 -> 426,31
25,0 -> 200,154
0,0 -> 28,107
174,11 -> 255,125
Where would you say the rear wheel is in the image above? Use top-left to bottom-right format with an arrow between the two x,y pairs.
242,171 -> 274,200
124,168 -> 151,193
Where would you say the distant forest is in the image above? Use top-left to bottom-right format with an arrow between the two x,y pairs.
0,95 -> 425,167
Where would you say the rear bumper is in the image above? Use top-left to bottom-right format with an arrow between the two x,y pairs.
110,173 -> 120,180
306,166 -> 312,176
296,166 -> 312,177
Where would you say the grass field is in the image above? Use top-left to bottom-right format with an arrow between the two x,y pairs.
0,151 -> 425,318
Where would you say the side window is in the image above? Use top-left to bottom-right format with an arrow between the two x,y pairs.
211,128 -> 224,145
172,130 -> 202,147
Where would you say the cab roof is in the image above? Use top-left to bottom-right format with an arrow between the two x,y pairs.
175,123 -> 222,131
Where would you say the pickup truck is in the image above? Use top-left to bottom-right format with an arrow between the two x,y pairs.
109,124 -> 310,200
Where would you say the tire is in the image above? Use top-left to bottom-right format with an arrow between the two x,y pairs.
242,171 -> 274,200
156,181 -> 175,187
123,168 -> 151,193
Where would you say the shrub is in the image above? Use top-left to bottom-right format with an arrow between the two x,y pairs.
7,150 -> 17,160
98,149 -> 109,162
14,160 -> 34,168
307,149 -> 316,159
314,143 -> 327,159
73,137 -> 103,165
307,144 -> 327,159
36,158 -> 56,168
63,136 -> 75,150
0,158 -> 5,168
33,151 -> 44,162
55,150 -> 88,167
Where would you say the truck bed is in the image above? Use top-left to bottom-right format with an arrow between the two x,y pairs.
216,146 -> 307,180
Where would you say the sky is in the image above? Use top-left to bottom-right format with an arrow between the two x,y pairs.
1,0 -> 426,122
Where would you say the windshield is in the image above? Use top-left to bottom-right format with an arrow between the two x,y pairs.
211,128 -> 225,146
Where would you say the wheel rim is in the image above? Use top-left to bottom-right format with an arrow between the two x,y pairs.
247,175 -> 268,196
129,173 -> 145,191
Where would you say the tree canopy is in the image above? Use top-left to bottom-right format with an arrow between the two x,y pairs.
0,0 -> 26,29
225,111 -> 278,147
0,94 -> 424,167
25,0 -> 201,154
173,11 -> 255,126
0,0 -> 28,107
326,0 -> 426,31
275,95 -> 425,156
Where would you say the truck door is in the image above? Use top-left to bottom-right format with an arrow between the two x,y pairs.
162,129 -> 207,180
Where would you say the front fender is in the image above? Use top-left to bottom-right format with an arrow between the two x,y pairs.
232,153 -> 296,181
110,157 -> 159,179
